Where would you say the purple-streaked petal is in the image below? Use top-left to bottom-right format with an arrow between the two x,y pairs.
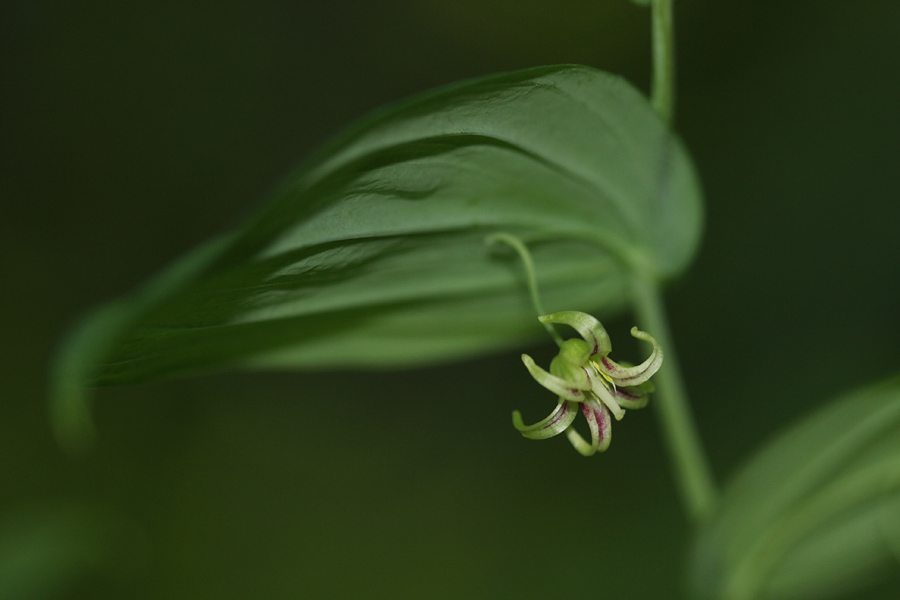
566,398 -> 612,456
609,385 -> 649,410
596,327 -> 663,386
512,400 -> 579,440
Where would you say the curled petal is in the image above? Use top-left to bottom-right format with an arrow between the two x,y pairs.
582,398 -> 612,453
609,385 -> 649,410
595,327 -> 663,386
565,398 -> 612,456
565,428 -> 594,456
522,354 -> 588,401
590,377 -> 625,421
538,311 -> 612,357
512,400 -> 578,440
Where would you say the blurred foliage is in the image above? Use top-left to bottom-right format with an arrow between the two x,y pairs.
3,1 -> 900,598
694,377 -> 900,600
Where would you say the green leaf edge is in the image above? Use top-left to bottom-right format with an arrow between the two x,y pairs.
692,375 -> 900,600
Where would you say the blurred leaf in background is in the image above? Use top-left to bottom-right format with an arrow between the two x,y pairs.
0,505 -> 146,600
693,377 -> 900,600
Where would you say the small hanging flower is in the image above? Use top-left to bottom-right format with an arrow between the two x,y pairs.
514,311 -> 663,456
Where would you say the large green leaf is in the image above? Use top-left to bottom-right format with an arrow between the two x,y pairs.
51,65 -> 702,446
692,377 -> 900,600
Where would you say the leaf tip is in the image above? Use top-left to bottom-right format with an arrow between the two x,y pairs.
48,300 -> 133,456
49,384 -> 97,457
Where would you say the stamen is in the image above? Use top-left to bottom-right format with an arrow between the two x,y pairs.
591,360 -> 617,392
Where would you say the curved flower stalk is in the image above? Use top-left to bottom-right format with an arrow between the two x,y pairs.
514,311 -> 663,456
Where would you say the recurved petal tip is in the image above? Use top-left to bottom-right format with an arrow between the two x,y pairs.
538,311 -> 612,357
565,398 -> 612,456
596,327 -> 663,387
512,400 -> 578,440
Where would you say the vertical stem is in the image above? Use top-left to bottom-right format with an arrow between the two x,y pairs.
645,0 -> 714,521
632,274 -> 717,521
651,0 -> 676,125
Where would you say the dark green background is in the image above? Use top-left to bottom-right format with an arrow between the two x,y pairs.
3,1 -> 899,598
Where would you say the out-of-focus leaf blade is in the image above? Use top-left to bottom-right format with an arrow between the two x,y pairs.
0,506 -> 146,599
692,377 -> 900,600
51,65 -> 703,443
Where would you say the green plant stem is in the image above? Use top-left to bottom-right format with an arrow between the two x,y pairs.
486,232 -> 564,346
644,0 -> 714,521
631,274 -> 717,521
651,0 -> 675,125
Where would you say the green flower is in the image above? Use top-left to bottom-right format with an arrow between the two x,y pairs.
514,311 -> 663,456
